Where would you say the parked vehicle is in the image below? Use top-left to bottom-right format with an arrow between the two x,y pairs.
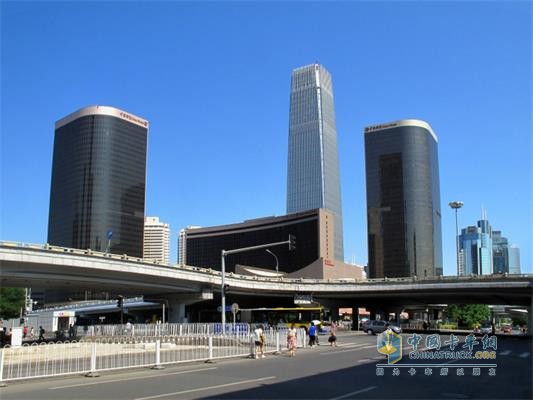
480,322 -> 492,334
363,320 -> 402,335
501,325 -> 512,334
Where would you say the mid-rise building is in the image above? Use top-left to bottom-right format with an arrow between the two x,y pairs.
459,213 -> 493,275
48,105 -> 148,257
143,217 -> 170,264
286,64 -> 344,261
364,119 -> 443,278
180,209 -> 362,280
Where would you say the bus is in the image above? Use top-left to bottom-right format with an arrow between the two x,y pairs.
239,306 -> 330,331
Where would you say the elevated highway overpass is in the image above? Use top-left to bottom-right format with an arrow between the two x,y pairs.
1,242 -> 531,309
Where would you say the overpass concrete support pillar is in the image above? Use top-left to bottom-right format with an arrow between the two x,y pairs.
529,294 -> 533,337
387,307 -> 403,325
168,302 -> 186,323
352,307 -> 359,331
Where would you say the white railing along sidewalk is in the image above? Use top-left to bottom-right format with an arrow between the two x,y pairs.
0,328 -> 307,383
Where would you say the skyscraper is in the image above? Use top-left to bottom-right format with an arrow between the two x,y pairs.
459,214 -> 493,276
143,217 -> 170,264
48,105 -> 148,257
364,119 -> 443,278
286,64 -> 344,261
508,245 -> 521,274
492,230 -> 509,274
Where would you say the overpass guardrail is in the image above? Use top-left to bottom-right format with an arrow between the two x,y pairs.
2,240 -> 531,286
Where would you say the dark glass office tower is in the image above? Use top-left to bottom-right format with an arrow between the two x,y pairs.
48,105 -> 148,257
364,119 -> 443,278
286,64 -> 344,261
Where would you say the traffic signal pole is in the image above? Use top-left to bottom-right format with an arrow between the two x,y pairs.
220,235 -> 295,327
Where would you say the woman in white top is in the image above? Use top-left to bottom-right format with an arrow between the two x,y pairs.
287,323 -> 298,357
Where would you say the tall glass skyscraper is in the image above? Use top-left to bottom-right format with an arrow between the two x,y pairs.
364,119 -> 443,278
459,214 -> 493,275
48,105 -> 148,257
492,230 -> 509,274
508,245 -> 521,274
286,64 -> 344,261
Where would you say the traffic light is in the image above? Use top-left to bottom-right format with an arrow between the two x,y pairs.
289,234 -> 296,251
223,284 -> 230,294
116,295 -> 123,308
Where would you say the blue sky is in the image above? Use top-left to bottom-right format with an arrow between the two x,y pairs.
1,1 -> 531,275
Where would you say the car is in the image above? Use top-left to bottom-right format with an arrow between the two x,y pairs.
480,322 -> 493,334
501,325 -> 512,334
363,320 -> 402,335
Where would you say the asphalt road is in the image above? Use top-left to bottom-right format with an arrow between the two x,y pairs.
1,332 -> 531,400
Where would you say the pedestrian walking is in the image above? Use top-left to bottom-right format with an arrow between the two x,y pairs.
38,326 -> 45,341
253,325 -> 265,358
23,325 -> 28,339
287,323 -> 298,356
308,322 -> 317,347
328,322 -> 338,347
30,326 -> 35,339
68,323 -> 75,339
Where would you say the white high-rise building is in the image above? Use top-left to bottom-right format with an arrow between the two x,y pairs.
143,217 -> 170,264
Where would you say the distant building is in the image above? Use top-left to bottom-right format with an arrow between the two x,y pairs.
286,64 -> 344,261
181,209 -> 362,280
459,213 -> 493,275
143,217 -> 170,264
508,245 -> 521,274
48,105 -> 148,258
178,226 -> 201,266
492,231 -> 509,274
364,119 -> 443,278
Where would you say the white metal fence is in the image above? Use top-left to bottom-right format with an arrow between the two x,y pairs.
76,323 -> 251,338
0,328 -> 307,382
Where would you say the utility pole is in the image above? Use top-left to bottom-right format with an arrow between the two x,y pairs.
220,235 -> 296,327
449,201 -> 464,276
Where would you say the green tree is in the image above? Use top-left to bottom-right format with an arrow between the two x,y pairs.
0,287 -> 26,319
446,304 -> 490,329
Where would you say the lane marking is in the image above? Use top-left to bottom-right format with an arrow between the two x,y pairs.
48,367 -> 217,390
134,376 -> 276,400
519,352 -> 530,358
329,386 -> 378,400
499,350 -> 511,356
337,343 -> 366,348
320,345 -> 375,355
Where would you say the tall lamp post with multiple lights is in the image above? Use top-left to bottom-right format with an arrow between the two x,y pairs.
449,201 -> 464,276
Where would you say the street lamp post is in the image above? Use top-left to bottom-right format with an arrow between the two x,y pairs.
449,201 -> 464,276
266,249 -> 279,274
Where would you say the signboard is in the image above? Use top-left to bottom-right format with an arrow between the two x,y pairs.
294,294 -> 313,305
53,311 -> 75,317
201,290 -> 213,300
